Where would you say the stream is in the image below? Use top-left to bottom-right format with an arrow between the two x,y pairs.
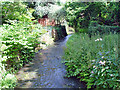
15,34 -> 86,88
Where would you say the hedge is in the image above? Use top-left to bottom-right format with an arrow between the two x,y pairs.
88,21 -> 120,36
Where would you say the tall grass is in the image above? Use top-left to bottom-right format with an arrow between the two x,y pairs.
63,33 -> 119,89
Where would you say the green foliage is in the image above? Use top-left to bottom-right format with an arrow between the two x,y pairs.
78,28 -> 88,33
65,2 -> 88,31
1,73 -> 17,88
65,2 -> 105,32
2,2 -> 35,24
53,25 -> 67,41
0,56 -> 17,88
88,21 -> 120,35
89,21 -> 99,27
0,1 -> 43,88
63,33 -> 120,89
1,20 -> 42,71
101,2 -> 120,26
90,50 -> 119,89
33,0 -> 66,23
65,2 -> 120,32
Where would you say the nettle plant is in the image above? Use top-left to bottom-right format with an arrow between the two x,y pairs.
89,44 -> 120,89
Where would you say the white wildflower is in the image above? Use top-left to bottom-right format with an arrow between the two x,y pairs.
101,68 -> 105,72
95,40 -> 97,41
99,61 -> 105,65
95,38 -> 103,42
105,67 -> 109,69
93,66 -> 96,68
92,60 -> 95,62
102,74 -> 104,76
110,74 -> 113,76
102,56 -> 104,59
99,38 -> 102,41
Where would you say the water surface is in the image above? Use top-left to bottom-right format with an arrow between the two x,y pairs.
15,34 -> 86,88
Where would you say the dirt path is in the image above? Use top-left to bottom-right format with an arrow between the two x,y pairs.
15,35 -> 86,88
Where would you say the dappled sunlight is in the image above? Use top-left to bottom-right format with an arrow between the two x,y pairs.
15,34 -> 86,88
40,32 -> 54,49
1,0 -> 119,89
16,69 -> 38,81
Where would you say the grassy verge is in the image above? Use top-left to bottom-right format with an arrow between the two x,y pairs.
63,33 -> 120,89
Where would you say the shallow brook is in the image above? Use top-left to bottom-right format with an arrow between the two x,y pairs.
15,34 -> 86,88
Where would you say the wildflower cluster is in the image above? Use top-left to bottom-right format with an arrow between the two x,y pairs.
99,60 -> 105,65
90,50 -> 119,89
95,38 -> 102,41
64,33 -> 119,89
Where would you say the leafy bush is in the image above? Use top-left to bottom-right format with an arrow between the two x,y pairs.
1,20 -> 42,71
78,28 -> 88,33
89,21 -> 99,27
1,73 -> 17,88
88,21 -> 120,35
90,50 -> 119,89
63,33 -> 120,89
0,54 -> 17,88
2,2 -> 35,24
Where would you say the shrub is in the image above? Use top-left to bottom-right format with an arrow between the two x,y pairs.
63,33 -> 120,89
89,21 -> 99,27
78,28 -> 88,33
88,21 -> 120,36
89,50 -> 119,89
0,55 -> 17,88
0,20 -> 50,88
1,20 -> 42,71
1,73 -> 17,88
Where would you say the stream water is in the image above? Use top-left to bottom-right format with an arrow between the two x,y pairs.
15,34 -> 86,88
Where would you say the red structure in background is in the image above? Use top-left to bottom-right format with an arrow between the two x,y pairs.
32,14 -> 56,26
38,18 -> 56,26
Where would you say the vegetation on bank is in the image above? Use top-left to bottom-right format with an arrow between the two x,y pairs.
64,1 -> 120,89
63,33 -> 120,89
0,0 -> 120,89
0,1 -> 66,88
0,21 -> 43,88
0,1 -> 53,88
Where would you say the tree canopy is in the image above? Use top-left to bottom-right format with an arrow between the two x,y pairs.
2,1 -> 35,24
65,1 -> 120,32
30,0 -> 66,24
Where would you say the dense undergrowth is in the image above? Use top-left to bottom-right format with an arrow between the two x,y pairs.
88,21 -> 120,36
63,33 -> 120,89
0,20 -> 44,88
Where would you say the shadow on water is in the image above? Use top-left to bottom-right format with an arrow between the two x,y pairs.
15,34 -> 87,88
